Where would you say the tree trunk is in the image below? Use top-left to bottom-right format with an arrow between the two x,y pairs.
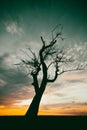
25,87 -> 45,118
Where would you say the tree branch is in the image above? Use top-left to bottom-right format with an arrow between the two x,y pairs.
47,70 -> 58,83
40,36 -> 57,51
20,49 -> 33,61
51,24 -> 63,40
58,67 -> 85,75
47,60 -> 59,83
41,36 -> 45,47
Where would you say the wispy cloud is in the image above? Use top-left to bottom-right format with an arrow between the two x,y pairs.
4,21 -> 24,35
66,42 -> 87,62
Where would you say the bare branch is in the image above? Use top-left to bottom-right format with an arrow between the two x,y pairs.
47,70 -> 58,83
58,67 -> 85,75
20,49 -> 33,60
41,37 -> 57,51
47,58 -> 59,83
41,36 -> 45,46
47,61 -> 55,69
28,47 -> 37,61
51,24 -> 63,40
43,48 -> 56,61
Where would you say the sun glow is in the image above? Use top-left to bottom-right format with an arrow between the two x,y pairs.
14,99 -> 32,106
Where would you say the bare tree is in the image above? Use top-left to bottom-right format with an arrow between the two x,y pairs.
16,25 -> 86,117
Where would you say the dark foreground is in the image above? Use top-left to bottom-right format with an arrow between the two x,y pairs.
0,116 -> 87,129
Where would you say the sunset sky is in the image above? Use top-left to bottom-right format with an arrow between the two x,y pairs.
0,0 -> 87,116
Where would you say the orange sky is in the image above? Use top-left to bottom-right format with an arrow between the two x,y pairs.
0,103 -> 87,116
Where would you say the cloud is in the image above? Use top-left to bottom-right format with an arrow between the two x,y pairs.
39,71 -> 87,106
65,78 -> 87,84
0,79 -> 6,87
0,53 -> 34,107
66,42 -> 87,62
39,102 -> 87,115
5,21 -> 24,35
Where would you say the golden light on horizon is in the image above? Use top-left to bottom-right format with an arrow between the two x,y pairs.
38,103 -> 87,116
0,106 -> 27,116
0,103 -> 87,116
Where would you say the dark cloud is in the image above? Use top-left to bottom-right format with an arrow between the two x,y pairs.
0,53 -> 34,106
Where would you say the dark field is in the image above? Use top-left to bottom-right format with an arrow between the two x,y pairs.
0,116 -> 86,129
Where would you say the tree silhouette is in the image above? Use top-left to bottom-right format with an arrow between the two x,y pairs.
16,25 -> 86,117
